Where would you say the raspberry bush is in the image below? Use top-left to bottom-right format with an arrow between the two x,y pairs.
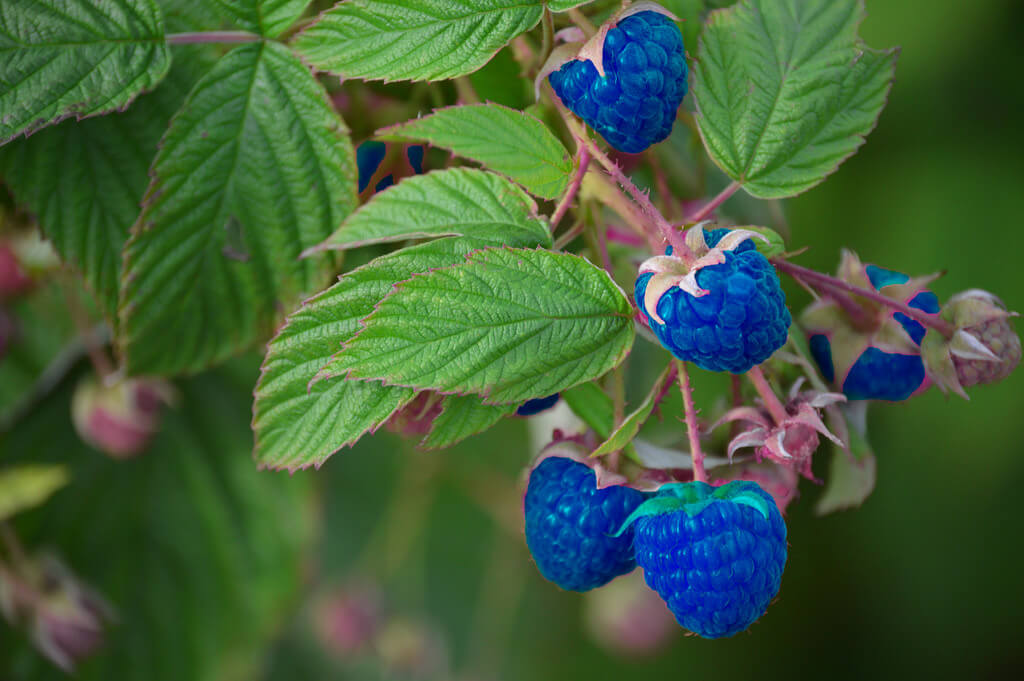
0,0 -> 1020,675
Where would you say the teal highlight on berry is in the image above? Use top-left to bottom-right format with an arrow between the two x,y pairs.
548,11 -> 688,153
628,481 -> 788,639
635,230 -> 791,374
524,456 -> 646,592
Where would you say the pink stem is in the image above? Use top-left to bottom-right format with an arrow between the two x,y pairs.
747,366 -> 789,425
684,181 -> 742,223
772,258 -> 955,338
605,226 -> 645,247
674,360 -> 707,483
550,147 -> 591,228
165,31 -> 260,44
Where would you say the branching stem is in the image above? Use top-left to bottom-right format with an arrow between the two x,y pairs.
550,147 -> 591,228
771,258 -> 955,338
684,181 -> 742,223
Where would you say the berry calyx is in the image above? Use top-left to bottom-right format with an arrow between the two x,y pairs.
524,455 -> 647,592
635,226 -> 791,373
619,480 -> 787,639
547,7 -> 687,153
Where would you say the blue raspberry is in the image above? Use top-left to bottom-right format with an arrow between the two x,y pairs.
810,265 -> 939,401
635,230 -> 791,373
515,393 -> 560,416
524,456 -> 646,592
356,140 -> 387,192
548,11 -> 688,153
626,481 -> 787,639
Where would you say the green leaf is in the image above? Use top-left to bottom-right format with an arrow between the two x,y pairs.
380,104 -> 574,200
328,248 -> 635,404
292,0 -> 543,82
0,367 -> 314,681
317,168 -> 551,252
547,1 -> 592,11
816,402 -> 876,515
0,0 -> 172,145
590,363 -> 672,457
562,381 -> 614,438
0,465 -> 69,522
254,237 -> 515,470
213,0 -> 310,37
694,0 -> 897,198
118,41 -> 357,375
0,54 -> 211,318
422,395 -> 515,449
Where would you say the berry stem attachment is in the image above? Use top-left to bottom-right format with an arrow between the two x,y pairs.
674,359 -> 707,483
550,147 -> 591,228
684,181 -> 742,223
747,365 -> 789,425
567,8 -> 598,38
771,258 -> 956,338
165,31 -> 260,44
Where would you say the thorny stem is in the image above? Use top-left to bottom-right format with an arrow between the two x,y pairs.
771,258 -> 956,338
747,366 -> 789,425
550,147 -> 591,229
674,359 -> 707,483
684,181 -> 742,223
586,171 -> 661,252
537,7 -> 555,71
559,107 -> 693,260
165,31 -> 260,44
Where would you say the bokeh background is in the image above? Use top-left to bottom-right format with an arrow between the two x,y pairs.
2,0 -> 1023,679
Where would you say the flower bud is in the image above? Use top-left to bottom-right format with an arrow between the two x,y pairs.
584,570 -> 676,657
71,374 -> 171,458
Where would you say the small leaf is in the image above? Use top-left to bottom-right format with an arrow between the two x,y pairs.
694,0 -> 897,198
0,0 -> 172,144
292,0 -> 543,82
562,381 -> 615,438
0,53 -> 211,318
547,1 -> 592,12
591,363 -> 673,457
213,0 -> 310,36
254,236 -> 545,470
816,401 -> 876,514
317,168 -> 551,252
0,465 -> 69,522
379,104 -> 575,200
119,42 -> 357,375
328,248 -> 635,404
421,395 -> 515,450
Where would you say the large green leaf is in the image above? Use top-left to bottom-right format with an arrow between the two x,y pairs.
213,0 -> 310,37
292,0 -> 543,82
0,54 -> 211,318
327,248 -> 635,404
318,168 -> 550,251
694,0 -> 897,198
0,366 -> 313,681
379,104 -> 574,200
254,238 -> 495,470
118,41 -> 357,375
0,0 -> 172,145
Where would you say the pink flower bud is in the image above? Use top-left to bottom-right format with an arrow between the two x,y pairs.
71,375 -> 170,458
584,570 -> 676,657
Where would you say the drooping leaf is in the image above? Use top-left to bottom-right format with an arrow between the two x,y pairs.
118,41 -> 357,375
327,248 -> 635,404
317,168 -> 551,252
378,103 -> 574,200
590,363 -> 672,457
255,237 -> 535,470
292,0 -> 543,82
0,366 -> 314,681
0,0 -> 172,145
0,465 -> 69,522
816,401 -> 876,515
694,0 -> 897,198
0,54 -> 212,318
421,395 -> 515,450
213,0 -> 310,37
562,381 -> 615,438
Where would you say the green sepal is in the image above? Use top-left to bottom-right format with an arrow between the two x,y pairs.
613,480 -> 773,537
743,226 -> 787,258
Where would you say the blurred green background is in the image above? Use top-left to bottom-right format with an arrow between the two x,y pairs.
2,0 -> 1023,679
